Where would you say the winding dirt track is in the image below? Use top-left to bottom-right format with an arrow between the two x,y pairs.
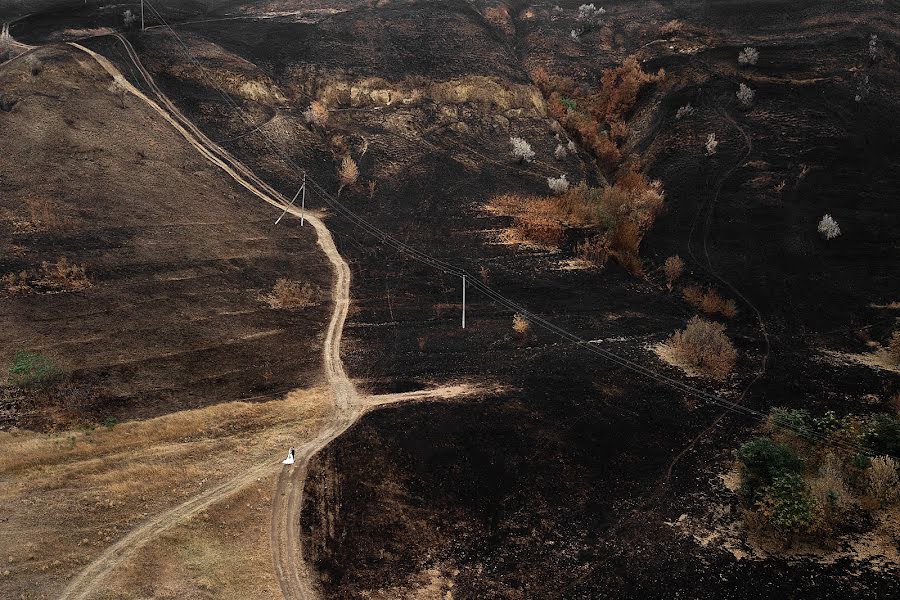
59,40 -> 489,600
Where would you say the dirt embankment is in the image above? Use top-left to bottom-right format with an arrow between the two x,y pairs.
0,44 -> 333,429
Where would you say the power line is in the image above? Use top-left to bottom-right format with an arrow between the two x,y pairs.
134,0 -> 890,458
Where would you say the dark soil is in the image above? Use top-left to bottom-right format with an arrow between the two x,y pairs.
4,0 -> 899,597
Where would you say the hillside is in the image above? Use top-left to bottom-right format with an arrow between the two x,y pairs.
1,1 -> 898,599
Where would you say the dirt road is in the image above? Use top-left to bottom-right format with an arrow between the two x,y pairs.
60,40 -> 490,600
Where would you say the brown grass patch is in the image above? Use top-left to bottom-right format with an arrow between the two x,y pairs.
0,388 -> 329,599
264,278 -> 318,309
2,257 -> 91,294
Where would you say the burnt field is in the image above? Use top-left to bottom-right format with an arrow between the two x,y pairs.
3,0 -> 899,598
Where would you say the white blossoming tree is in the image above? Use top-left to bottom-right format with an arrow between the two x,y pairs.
818,214 -> 841,240
738,47 -> 759,66
510,136 -> 535,163
547,174 -> 570,194
736,83 -> 755,107
705,133 -> 718,156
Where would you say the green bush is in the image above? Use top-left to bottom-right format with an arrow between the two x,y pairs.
767,472 -> 815,532
7,351 -> 59,388
737,437 -> 802,503
770,408 -> 811,434
864,414 -> 900,457
813,410 -> 841,433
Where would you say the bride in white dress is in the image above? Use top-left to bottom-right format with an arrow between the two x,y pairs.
282,446 -> 295,465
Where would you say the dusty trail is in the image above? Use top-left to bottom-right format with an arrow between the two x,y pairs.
54,39 -> 351,600
60,39 -> 490,600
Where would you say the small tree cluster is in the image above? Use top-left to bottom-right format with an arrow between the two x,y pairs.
123,9 -> 137,28
536,59 -> 664,176
736,83 -> 755,108
666,316 -> 737,379
510,137 -> 535,163
738,47 -> 759,66
817,214 -> 841,239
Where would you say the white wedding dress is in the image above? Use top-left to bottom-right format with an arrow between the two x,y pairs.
282,448 -> 295,465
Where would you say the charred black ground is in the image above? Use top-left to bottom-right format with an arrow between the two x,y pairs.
3,0 -> 899,597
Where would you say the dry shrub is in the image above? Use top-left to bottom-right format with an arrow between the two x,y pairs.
512,313 -> 530,335
808,453 -> 850,511
37,258 -> 90,291
483,5 -> 514,35
303,100 -> 328,128
683,285 -> 737,318
1,271 -> 33,293
660,19 -> 683,36
664,255 -> 684,290
867,456 -> 900,504
25,197 -> 71,231
667,316 -> 737,380
609,219 -> 643,274
265,278 -> 317,309
510,213 -> 566,247
681,284 -> 702,305
587,57 -> 665,124
576,235 -> 609,266
368,180 -> 377,199
338,155 -> 359,189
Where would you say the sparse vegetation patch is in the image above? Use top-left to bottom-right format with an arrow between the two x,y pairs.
734,409 -> 900,547
489,170 -> 664,273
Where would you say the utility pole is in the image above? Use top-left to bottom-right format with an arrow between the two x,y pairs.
275,177 -> 305,226
300,173 -> 306,226
461,275 -> 466,329
141,0 -> 145,31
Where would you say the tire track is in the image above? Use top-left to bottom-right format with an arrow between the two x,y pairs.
61,40 -> 359,600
